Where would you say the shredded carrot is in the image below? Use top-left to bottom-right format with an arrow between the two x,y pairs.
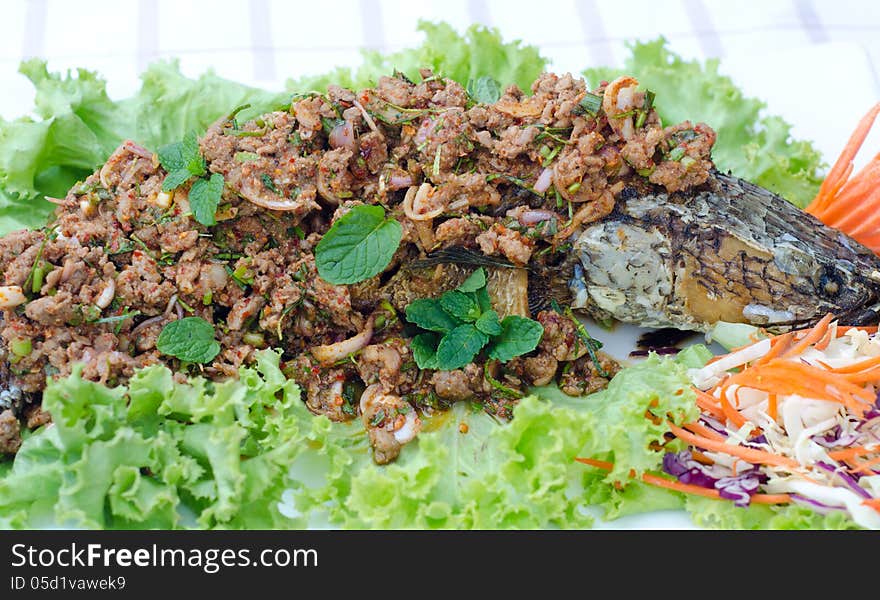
829,354 -> 880,374
863,497 -> 880,513
814,324 -> 835,351
828,446 -> 879,462
756,332 -> 794,365
682,421 -> 726,442
783,313 -> 834,357
725,366 -> 866,414
691,450 -> 714,465
727,359 -> 874,416
850,455 -> 880,474
767,393 -> 778,421
667,422 -> 800,469
836,325 -> 879,335
693,387 -> 725,419
841,365 -> 880,384
806,102 -> 880,254
717,384 -> 748,429
574,457 -> 791,505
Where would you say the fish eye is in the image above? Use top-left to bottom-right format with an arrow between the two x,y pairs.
819,270 -> 842,296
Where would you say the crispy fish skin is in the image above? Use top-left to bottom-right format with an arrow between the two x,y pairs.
571,172 -> 880,331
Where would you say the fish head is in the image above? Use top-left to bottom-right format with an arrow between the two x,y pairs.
568,176 -> 880,331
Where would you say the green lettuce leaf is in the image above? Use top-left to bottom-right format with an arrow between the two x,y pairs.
0,60 -> 288,235
0,350 -> 306,529
290,21 -> 547,94
584,39 -> 825,207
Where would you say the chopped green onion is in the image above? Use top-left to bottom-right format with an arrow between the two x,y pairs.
261,173 -> 280,194
223,128 -> 267,137
667,147 -> 686,162
31,261 -> 47,294
681,156 -> 697,168
202,291 -> 213,306
637,167 -> 655,177
567,181 -> 581,194
243,331 -> 266,348
576,92 -> 602,117
563,306 -> 609,377
483,362 -> 523,399
234,151 -> 261,162
10,337 -> 32,358
369,409 -> 386,427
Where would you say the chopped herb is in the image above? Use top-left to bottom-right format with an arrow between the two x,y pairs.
261,173 -> 280,194
567,181 -> 581,194
369,409 -> 386,427
176,298 -> 195,313
223,127 -> 268,137
562,305 -> 609,377
224,264 -> 249,290
667,147 -> 686,162
234,151 -> 261,162
483,362 -> 523,399
575,92 -> 602,117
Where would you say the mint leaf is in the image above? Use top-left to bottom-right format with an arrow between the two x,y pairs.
156,317 -> 220,363
475,310 -> 502,336
436,324 -> 488,371
456,268 -> 487,293
158,132 -> 206,191
440,291 -> 480,322
488,316 -> 544,362
467,76 -> 502,104
315,205 -> 402,285
474,286 -> 492,313
411,333 -> 440,370
161,169 -> 195,191
189,173 -> 224,226
405,298 -> 459,333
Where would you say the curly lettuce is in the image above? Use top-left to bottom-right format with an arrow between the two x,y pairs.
0,350 -> 305,529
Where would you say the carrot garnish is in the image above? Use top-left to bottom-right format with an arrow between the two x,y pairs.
767,393 -> 778,421
829,354 -> 880,374
693,387 -> 725,419
667,422 -> 799,469
682,421 -> 726,442
850,455 -> 880,474
718,384 -> 748,429
574,457 -> 791,505
783,313 -> 834,357
806,102 -> 880,254
755,332 -> 793,365
828,446 -> 878,462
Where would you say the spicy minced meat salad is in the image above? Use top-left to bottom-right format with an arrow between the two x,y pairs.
0,69 -> 716,462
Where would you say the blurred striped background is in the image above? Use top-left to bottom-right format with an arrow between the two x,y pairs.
1,0 -> 880,162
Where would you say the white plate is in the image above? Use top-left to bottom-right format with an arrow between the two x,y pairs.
3,41 -> 878,529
